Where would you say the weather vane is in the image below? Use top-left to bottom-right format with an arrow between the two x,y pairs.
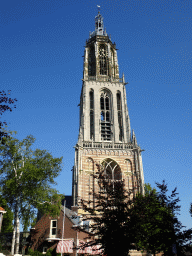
97,5 -> 101,13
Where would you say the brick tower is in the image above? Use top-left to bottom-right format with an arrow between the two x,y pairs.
72,10 -> 145,214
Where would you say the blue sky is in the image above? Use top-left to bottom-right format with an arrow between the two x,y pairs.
1,0 -> 192,230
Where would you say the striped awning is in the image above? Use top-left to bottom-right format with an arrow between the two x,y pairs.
56,239 -> 102,255
91,244 -> 103,255
56,240 -> 73,254
78,240 -> 92,254
78,240 -> 102,255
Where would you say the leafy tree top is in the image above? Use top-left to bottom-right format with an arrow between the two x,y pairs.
0,133 -> 64,230
0,90 -> 17,139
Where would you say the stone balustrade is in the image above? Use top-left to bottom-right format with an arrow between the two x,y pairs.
82,141 -> 135,149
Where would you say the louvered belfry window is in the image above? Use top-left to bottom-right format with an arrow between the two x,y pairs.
99,44 -> 108,75
100,91 -> 111,141
90,90 -> 94,139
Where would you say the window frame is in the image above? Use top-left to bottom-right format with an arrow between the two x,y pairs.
90,90 -> 94,139
117,92 -> 123,141
50,219 -> 57,238
100,91 -> 112,141
43,247 -> 48,254
99,44 -> 108,75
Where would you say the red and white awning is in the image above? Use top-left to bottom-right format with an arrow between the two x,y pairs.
56,240 -> 73,254
78,240 -> 92,254
78,240 -> 102,255
56,239 -> 102,255
91,244 -> 103,255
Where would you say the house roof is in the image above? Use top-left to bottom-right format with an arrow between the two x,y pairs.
62,207 -> 79,226
0,207 -> 6,213
61,207 -> 91,234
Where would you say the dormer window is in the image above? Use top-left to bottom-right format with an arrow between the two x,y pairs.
50,220 -> 57,238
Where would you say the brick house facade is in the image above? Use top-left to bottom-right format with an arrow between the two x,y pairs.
30,206 -> 164,256
30,207 -> 92,256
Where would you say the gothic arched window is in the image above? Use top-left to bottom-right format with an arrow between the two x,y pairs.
99,158 -> 122,192
99,44 -> 108,75
88,45 -> 96,76
100,90 -> 112,141
117,91 -> 123,141
102,159 -> 122,180
90,90 -> 94,139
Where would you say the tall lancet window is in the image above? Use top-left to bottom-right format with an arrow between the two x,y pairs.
117,92 -> 123,141
99,44 -> 108,75
88,45 -> 96,76
100,90 -> 112,141
111,48 -> 115,77
90,90 -> 94,139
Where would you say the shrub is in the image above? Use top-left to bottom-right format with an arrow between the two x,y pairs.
46,248 -> 53,256
27,248 -> 34,255
27,248 -> 43,256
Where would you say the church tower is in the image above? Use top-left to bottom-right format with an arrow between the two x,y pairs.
72,10 -> 145,213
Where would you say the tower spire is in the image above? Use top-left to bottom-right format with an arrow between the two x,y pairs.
91,6 -> 107,37
89,7 -> 107,38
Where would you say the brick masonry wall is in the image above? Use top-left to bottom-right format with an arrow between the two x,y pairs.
31,210 -> 91,256
77,148 -> 140,214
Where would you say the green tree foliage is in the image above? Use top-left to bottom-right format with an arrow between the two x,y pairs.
0,132 -> 64,254
131,184 -> 174,256
27,248 -> 53,256
144,182 -> 157,195
0,90 -> 17,139
132,181 -> 192,256
80,177 -> 192,256
79,164 -> 136,256
189,202 -> 192,218
0,195 -> 14,233
27,248 -> 43,256
46,248 -> 53,256
155,181 -> 192,255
